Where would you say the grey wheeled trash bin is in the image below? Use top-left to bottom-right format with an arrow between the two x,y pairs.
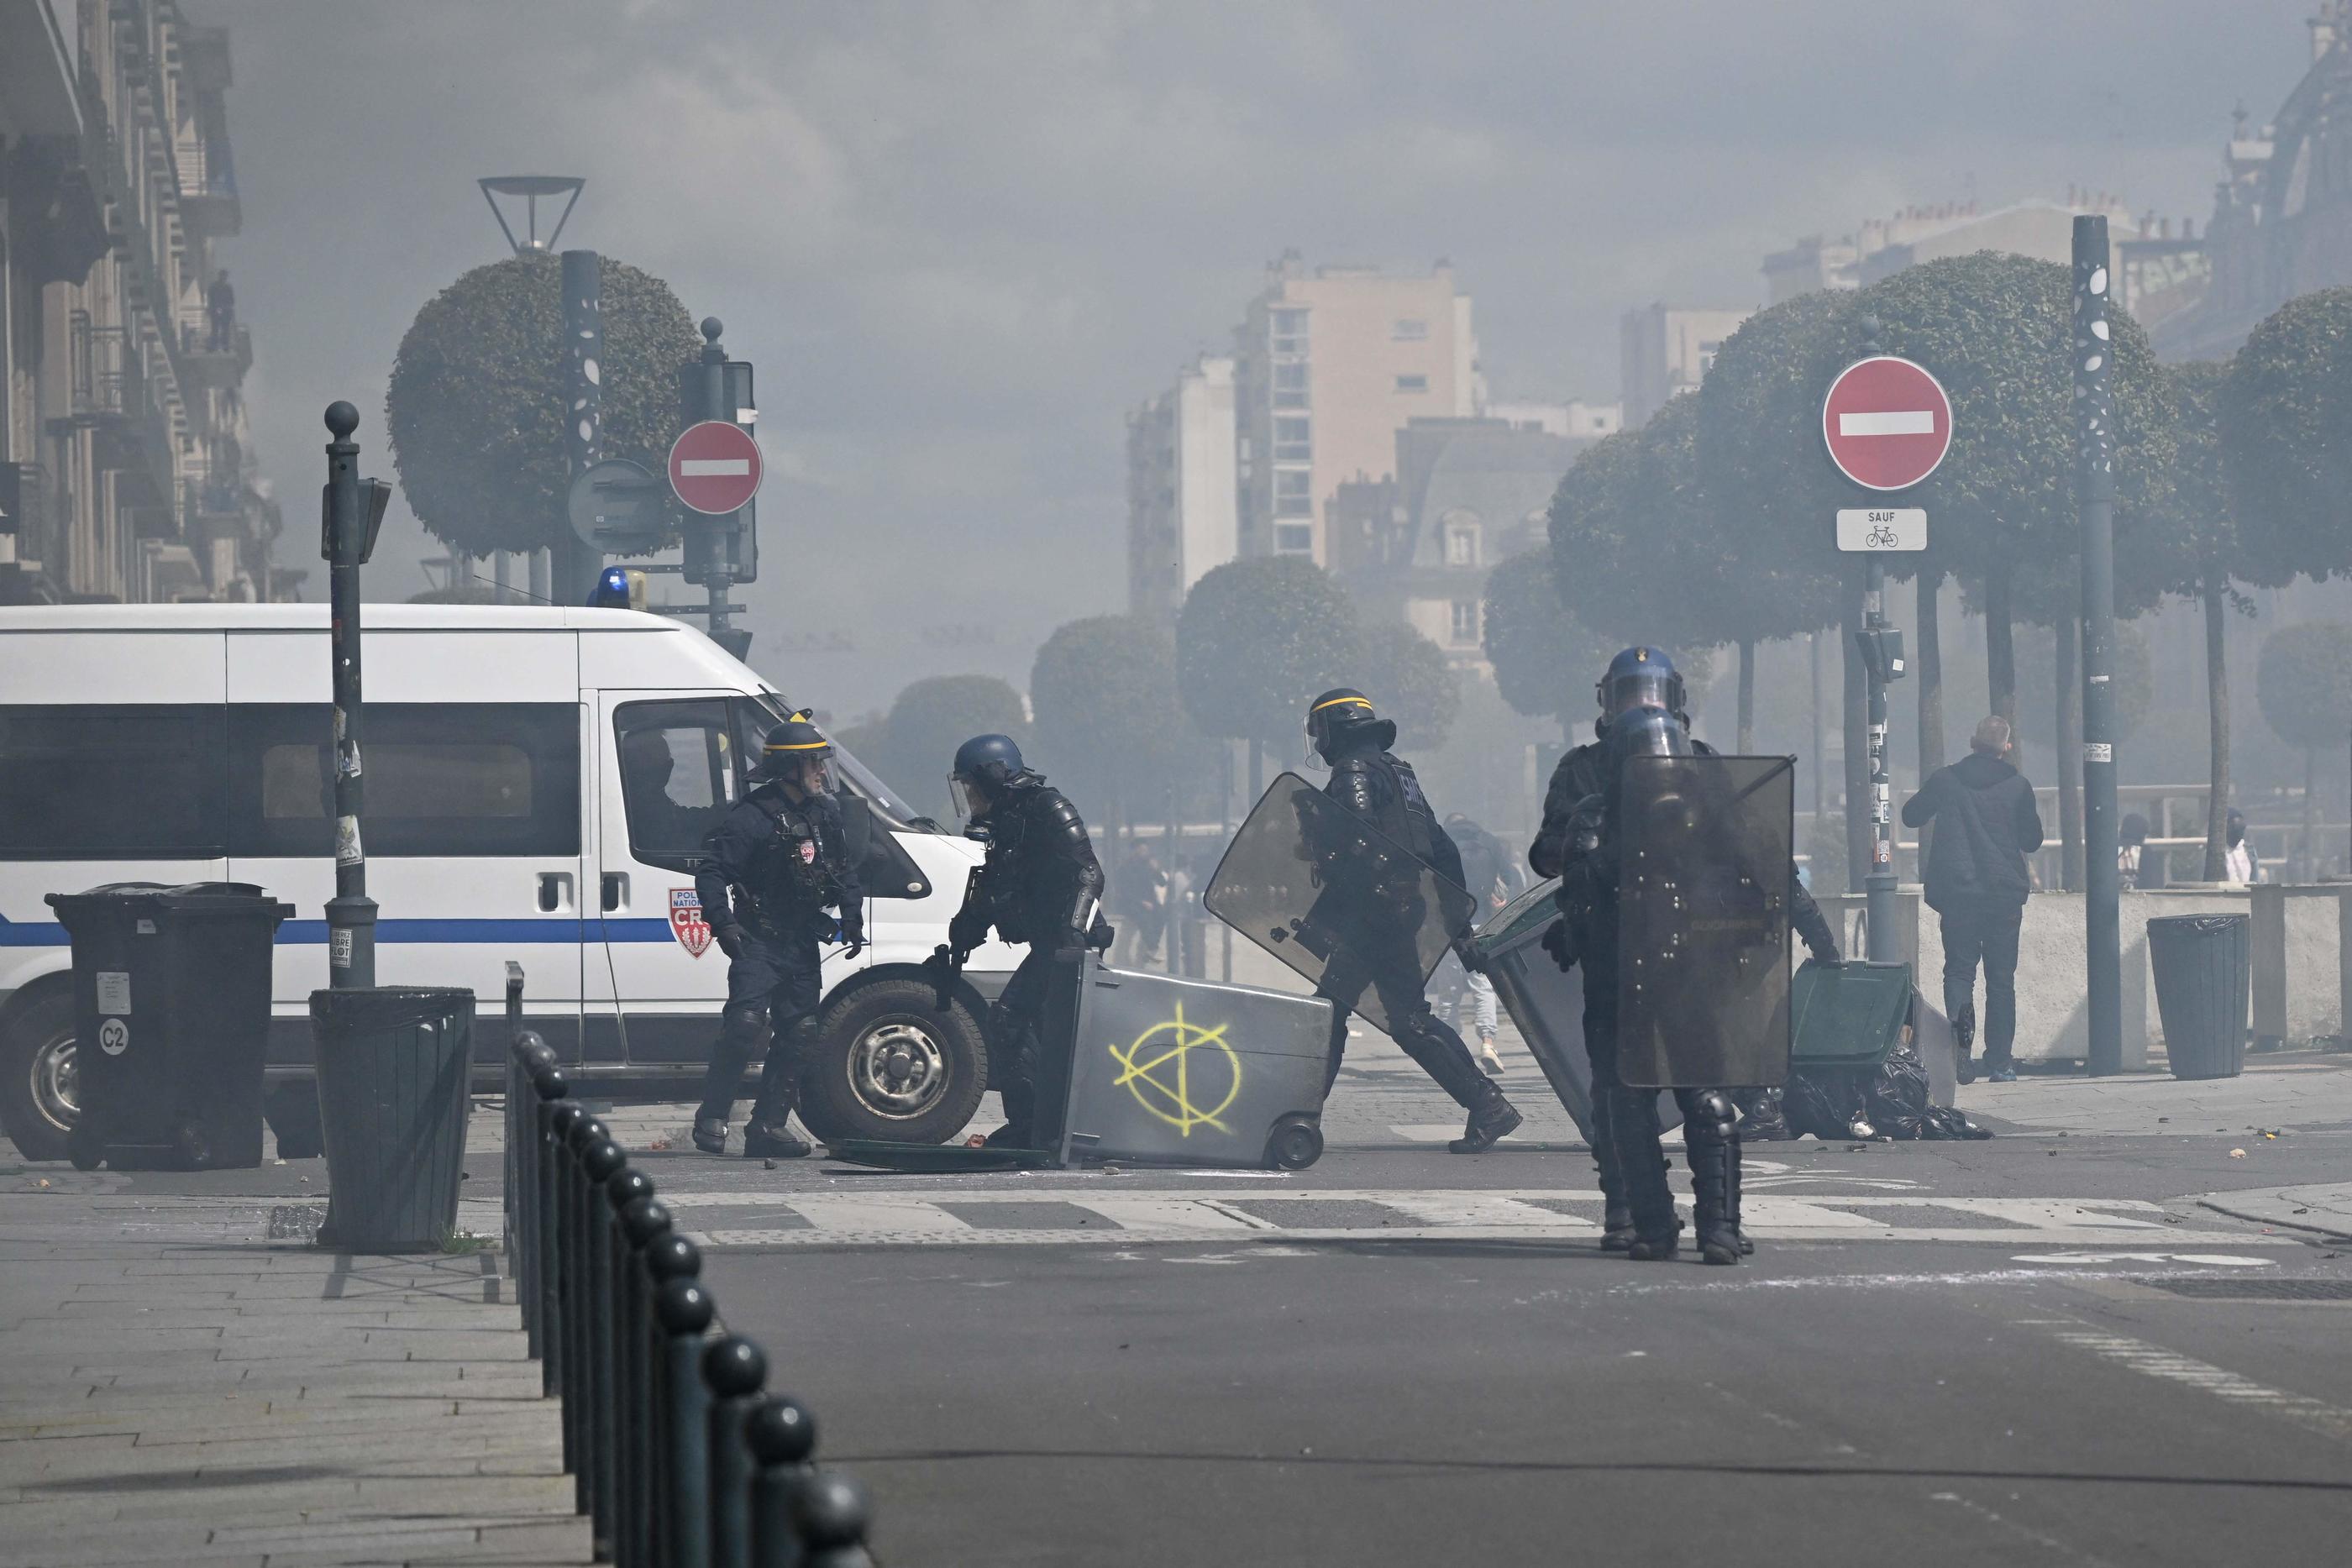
45,883 -> 292,1171
2147,914 -> 2250,1080
311,987 -> 475,1250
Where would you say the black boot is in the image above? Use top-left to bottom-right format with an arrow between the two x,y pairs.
1587,1091 -> 1635,1251
1449,1080 -> 1524,1153
1952,1002 -> 1977,1085
690,1114 -> 729,1156
743,1119 -> 811,1159
1686,1090 -> 1742,1266
1610,1088 -> 1681,1261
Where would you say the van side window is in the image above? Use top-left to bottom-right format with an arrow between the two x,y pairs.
0,705 -> 226,858
613,700 -> 736,870
227,705 -> 580,858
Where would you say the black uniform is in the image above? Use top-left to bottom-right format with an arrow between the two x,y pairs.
1535,735 -> 1839,1257
948,774 -> 1110,1146
1314,737 -> 1495,1108
693,784 -> 864,1131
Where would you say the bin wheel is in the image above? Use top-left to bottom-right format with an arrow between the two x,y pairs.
176,1125 -> 213,1172
1265,1116 -> 1323,1172
66,1124 -> 105,1172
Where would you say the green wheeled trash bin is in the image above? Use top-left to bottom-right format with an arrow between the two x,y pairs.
311,988 -> 475,1251
2147,913 -> 2250,1080
44,883 -> 293,1172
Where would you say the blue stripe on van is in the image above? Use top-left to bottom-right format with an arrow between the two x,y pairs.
3,915 -> 682,946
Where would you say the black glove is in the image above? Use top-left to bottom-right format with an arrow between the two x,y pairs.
1089,920 -> 1116,953
1541,917 -> 1579,974
948,909 -> 988,955
712,924 -> 745,962
837,931 -> 866,962
1451,934 -> 1486,975
1805,937 -> 1844,968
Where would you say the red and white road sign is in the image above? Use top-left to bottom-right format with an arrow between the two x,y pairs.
1821,355 -> 1953,492
667,420 -> 764,515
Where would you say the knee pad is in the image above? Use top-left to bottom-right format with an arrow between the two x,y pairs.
722,1003 -> 770,1047
1692,1089 -> 1738,1136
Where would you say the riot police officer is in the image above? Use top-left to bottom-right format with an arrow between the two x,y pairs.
1307,689 -> 1525,1155
690,713 -> 865,1158
939,734 -> 1112,1148
1533,648 -> 1840,1263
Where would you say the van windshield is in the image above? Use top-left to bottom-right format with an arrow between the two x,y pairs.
745,694 -> 936,832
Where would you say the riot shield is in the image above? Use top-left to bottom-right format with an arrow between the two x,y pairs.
1204,773 -> 1475,1037
1614,753 -> 1796,1089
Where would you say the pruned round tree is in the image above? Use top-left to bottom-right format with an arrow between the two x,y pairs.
386,253 -> 701,557
1483,548 -> 1614,742
1030,613 -> 1202,838
2220,286 -> 2352,585
1356,620 -> 1459,754
1175,557 -> 1360,792
867,674 -> 1030,821
2255,621 -> 2352,876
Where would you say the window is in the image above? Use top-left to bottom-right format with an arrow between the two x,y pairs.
1391,318 -> 1429,342
228,704 -> 580,858
1273,361 -> 1308,410
614,698 -> 738,867
1274,469 -> 1313,517
1395,373 -> 1429,394
1270,307 -> 1309,356
1274,523 -> 1315,555
0,705 -> 226,857
1450,600 -> 1480,644
1273,416 -> 1311,462
1443,522 -> 1480,568
737,695 -> 930,831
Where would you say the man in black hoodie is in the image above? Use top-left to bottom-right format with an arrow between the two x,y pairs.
1902,716 -> 2045,1083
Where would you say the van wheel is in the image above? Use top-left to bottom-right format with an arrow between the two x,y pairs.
801,979 -> 988,1146
2,990 -> 77,1163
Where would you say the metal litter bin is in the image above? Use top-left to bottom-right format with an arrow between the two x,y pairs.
2147,913 -> 2250,1080
1474,878 -> 1678,1142
45,883 -> 292,1171
311,987 -> 475,1251
1058,957 -> 1333,1170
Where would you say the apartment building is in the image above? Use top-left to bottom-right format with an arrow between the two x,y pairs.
1125,354 -> 1238,622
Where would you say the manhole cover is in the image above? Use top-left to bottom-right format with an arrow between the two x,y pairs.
2147,1277 -> 2352,1301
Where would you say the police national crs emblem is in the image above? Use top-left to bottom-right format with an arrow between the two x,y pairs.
669,888 -> 713,958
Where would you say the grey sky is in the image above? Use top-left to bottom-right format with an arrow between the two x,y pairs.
207,0 -> 2313,716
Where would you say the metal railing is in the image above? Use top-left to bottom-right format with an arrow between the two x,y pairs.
501,975 -> 877,1566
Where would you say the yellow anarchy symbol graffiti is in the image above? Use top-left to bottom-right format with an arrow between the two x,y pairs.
1108,1002 -> 1242,1137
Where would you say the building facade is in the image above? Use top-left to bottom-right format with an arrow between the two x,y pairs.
1619,303 -> 1750,429
1233,254 -> 1478,564
1763,193 -> 2145,305
1125,354 -> 1237,622
0,0 -> 279,607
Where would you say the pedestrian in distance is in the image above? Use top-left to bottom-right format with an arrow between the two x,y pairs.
2224,808 -> 2265,884
1110,841 -> 1168,970
1443,810 -> 1516,1075
690,713 -> 865,1158
1902,715 -> 2045,1086
935,734 -> 1113,1149
1305,690 -> 1525,1153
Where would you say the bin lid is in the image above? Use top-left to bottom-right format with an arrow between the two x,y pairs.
1789,959 -> 1912,1068
310,986 -> 476,1031
825,1140 -> 1055,1173
47,881 -> 291,919
2145,912 -> 2249,936
1473,875 -> 1565,960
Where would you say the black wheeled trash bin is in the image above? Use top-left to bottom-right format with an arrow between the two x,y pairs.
311,988 -> 475,1251
44,883 -> 292,1172
2147,913 -> 2250,1081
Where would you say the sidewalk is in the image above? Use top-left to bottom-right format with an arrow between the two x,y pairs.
0,1173 -> 590,1568
1953,1052 -> 2352,1137
2196,1181 -> 2352,1244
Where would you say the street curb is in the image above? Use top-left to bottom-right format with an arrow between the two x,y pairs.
2194,1194 -> 2352,1245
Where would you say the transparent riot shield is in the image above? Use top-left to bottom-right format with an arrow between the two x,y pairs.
1614,754 -> 1796,1089
1204,773 -> 1475,1037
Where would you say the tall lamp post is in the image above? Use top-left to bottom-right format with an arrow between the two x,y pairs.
2074,217 -> 2124,1076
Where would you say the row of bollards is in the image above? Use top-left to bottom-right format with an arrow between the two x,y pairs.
502,968 -> 875,1565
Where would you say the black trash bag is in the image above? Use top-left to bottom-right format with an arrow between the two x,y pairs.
1782,1068 -> 1865,1140
1862,1039 -> 1930,1140
1920,1103 -> 1995,1140
1735,1086 -> 1791,1141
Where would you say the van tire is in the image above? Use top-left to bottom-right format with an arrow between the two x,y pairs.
3,989 -> 77,1163
801,978 -> 988,1146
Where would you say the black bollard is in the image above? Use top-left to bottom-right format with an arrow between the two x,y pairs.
543,1103 -> 584,1404
655,1275 -> 715,1568
560,1116 -> 608,1471
617,1196 -> 674,1568
605,1176 -> 659,1564
579,1138 -> 627,1540
512,1040 -> 557,1328
747,1394 -> 817,1568
705,1335 -> 768,1568
792,1471 -> 876,1568
522,1051 -> 565,1355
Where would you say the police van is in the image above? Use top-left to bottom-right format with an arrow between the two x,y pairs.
0,604 -> 1013,1161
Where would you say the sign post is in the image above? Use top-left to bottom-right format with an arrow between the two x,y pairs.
2074,217 -> 2123,1077
319,401 -> 390,990
673,317 -> 762,661
1824,334 -> 1951,963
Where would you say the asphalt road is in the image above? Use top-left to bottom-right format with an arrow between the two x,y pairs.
690,1135 -> 2352,1568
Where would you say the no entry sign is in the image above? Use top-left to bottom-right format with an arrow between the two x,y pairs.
667,420 -> 764,516
1822,355 -> 1952,492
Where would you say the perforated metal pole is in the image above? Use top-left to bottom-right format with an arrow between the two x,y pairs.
322,402 -> 376,989
2074,216 -> 2123,1076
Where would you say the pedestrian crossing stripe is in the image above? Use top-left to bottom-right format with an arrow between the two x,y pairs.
645,1189 -> 2297,1251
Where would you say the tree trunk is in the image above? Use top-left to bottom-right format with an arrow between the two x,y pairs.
1843,571 -> 1870,894
2303,745 -> 2320,883
2202,581 -> 2230,881
1809,630 -> 1825,821
1736,637 -> 1756,753
1914,569 -> 1945,880
1984,560 -> 2018,764
1247,737 -> 1263,803
2057,616 -> 2084,891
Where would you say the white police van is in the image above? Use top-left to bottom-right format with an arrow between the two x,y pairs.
0,604 -> 1013,1161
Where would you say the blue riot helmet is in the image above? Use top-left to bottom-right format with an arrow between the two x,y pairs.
950,733 -> 1026,820
1609,703 -> 1691,766
1594,646 -> 1687,735
1305,687 -> 1395,765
